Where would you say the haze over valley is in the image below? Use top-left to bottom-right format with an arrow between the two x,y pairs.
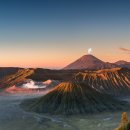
0,0 -> 130,130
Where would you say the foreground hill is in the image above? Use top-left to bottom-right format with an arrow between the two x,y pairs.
75,68 -> 130,95
21,81 -> 126,115
63,54 -> 117,70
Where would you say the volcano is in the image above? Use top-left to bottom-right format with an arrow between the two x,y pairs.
63,54 -> 117,70
75,68 -> 130,95
22,81 -> 125,115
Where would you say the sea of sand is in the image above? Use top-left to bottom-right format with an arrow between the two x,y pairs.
0,92 -> 129,130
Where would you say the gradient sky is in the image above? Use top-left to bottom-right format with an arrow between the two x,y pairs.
0,0 -> 130,68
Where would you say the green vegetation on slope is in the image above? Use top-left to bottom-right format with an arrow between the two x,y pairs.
115,112 -> 130,130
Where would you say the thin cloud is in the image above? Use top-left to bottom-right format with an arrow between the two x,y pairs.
119,47 -> 130,54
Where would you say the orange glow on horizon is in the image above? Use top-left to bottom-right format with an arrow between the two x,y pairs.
1,42 -> 130,69
1,52 -> 130,69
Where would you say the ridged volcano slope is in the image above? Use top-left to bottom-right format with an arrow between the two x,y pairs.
0,67 -> 22,79
0,68 -> 34,88
75,68 -> 130,95
0,67 -> 87,89
22,81 -> 125,115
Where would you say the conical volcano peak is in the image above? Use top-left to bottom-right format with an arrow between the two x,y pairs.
22,81 -> 126,115
79,54 -> 103,62
63,54 -> 117,70
54,81 -> 77,93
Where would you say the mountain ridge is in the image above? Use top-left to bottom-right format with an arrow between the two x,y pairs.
75,67 -> 130,95
115,60 -> 130,69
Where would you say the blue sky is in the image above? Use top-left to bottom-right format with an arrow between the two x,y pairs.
0,0 -> 130,68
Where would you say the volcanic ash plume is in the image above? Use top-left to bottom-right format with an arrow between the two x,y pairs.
88,48 -> 92,54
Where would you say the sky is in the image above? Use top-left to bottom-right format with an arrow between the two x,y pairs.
0,0 -> 130,68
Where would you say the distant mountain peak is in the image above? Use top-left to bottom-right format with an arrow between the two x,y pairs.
115,60 -> 130,69
115,60 -> 130,64
63,54 -> 117,70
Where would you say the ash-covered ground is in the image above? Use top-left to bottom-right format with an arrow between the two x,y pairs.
0,92 -> 129,130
